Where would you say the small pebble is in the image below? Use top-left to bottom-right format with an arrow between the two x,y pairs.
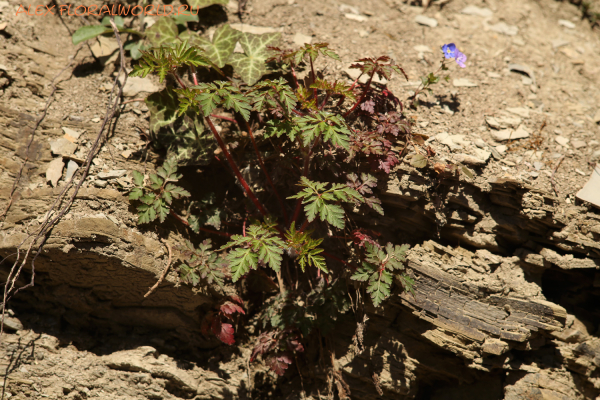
94,179 -> 108,188
555,136 -> 570,146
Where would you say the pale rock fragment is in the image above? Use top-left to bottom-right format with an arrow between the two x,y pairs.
229,24 -> 282,34
454,153 -> 487,166
555,136 -> 570,147
49,138 -> 77,156
345,13 -> 368,22
453,78 -> 478,87
293,32 -> 312,46
122,77 -> 160,97
65,160 -> 79,182
461,5 -> 493,17
46,158 -> 65,187
506,107 -> 530,118
415,15 -> 438,28
551,39 -> 570,49
487,22 -> 518,36
571,140 -> 586,149
575,166 -> 600,208
414,45 -> 433,53
97,170 -> 128,180
62,127 -> 83,141
491,125 -> 530,141
558,19 -> 576,29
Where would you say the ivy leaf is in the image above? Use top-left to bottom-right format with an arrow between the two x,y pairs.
72,25 -> 110,45
199,24 -> 241,68
228,31 -> 281,85
145,17 -> 178,47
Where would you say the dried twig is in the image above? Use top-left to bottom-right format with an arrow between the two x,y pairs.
1,17 -> 128,339
551,155 -> 565,197
144,239 -> 173,298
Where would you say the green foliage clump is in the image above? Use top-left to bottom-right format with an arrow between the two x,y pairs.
123,21 -> 470,382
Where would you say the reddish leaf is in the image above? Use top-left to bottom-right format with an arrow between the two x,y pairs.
229,295 -> 244,305
251,331 -> 277,361
220,301 -> 245,316
212,318 -> 235,345
352,230 -> 380,249
286,336 -> 304,353
266,353 -> 293,376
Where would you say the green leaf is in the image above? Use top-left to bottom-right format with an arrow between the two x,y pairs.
129,188 -> 143,201
172,13 -> 200,25
227,247 -> 258,282
410,154 -> 427,169
228,31 -> 281,85
186,0 -> 229,9
145,17 -> 178,47
132,171 -> 144,186
460,164 -> 474,179
145,88 -> 214,166
72,25 -> 110,45
101,16 -> 124,29
200,24 -> 241,68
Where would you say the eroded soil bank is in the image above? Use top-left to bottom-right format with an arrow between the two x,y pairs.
1,0 -> 600,398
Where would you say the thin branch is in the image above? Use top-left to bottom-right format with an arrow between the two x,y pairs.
144,238 -> 173,297
1,17 -> 127,339
205,116 -> 269,217
551,155 -> 565,197
344,70 -> 375,118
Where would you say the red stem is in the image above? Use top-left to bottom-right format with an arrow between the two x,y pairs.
246,121 -> 289,224
191,69 -> 199,86
205,116 -> 269,217
322,251 -> 351,267
170,210 -> 232,237
335,74 -> 361,108
343,71 -> 375,118
173,72 -> 187,90
211,114 -> 238,124
290,64 -> 300,89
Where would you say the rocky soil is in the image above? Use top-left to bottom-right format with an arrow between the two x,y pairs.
1,0 -> 600,399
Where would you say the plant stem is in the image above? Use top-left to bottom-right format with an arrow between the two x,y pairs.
211,114 -> 238,124
344,70 -> 375,118
275,270 -> 286,297
290,64 -> 300,89
335,74 -> 361,109
205,116 -> 269,217
170,210 -> 232,237
173,72 -> 187,90
246,121 -> 289,224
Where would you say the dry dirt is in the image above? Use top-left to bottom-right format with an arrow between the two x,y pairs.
1,0 -> 600,399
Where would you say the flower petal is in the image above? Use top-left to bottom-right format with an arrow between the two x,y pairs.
456,51 -> 467,68
442,43 -> 456,59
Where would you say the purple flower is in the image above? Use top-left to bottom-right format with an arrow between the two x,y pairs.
455,51 -> 467,68
442,43 -> 467,68
442,43 -> 457,59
